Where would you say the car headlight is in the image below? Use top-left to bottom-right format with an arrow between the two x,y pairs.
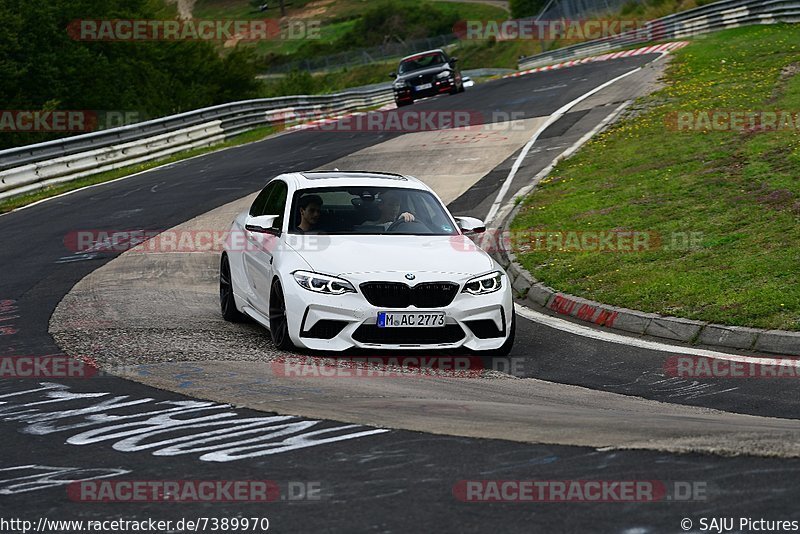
436,70 -> 452,79
462,271 -> 503,295
293,271 -> 355,295
393,82 -> 407,89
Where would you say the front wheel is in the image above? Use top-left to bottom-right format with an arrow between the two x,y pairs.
220,254 -> 246,322
269,279 -> 295,350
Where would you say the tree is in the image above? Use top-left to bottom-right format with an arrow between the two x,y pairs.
510,0 -> 549,19
0,0 -> 262,148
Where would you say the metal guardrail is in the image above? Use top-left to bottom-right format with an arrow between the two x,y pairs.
3,0 -> 797,202
0,85 -> 393,201
518,0 -> 800,70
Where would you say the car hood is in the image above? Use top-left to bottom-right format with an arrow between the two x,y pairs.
285,234 -> 494,277
396,64 -> 453,83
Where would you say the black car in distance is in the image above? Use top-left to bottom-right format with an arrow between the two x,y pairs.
390,49 -> 464,107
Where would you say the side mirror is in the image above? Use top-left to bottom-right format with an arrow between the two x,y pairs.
245,214 -> 281,235
454,216 -> 486,235
389,72 -> 396,78
450,57 -> 458,64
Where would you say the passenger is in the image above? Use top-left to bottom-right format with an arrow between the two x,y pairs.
297,194 -> 322,233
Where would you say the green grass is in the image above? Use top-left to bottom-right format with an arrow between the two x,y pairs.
259,61 -> 397,97
314,62 -> 397,89
455,39 -> 544,70
510,24 -> 800,331
0,125 -> 277,214
618,0 -> 720,19
192,0 -> 348,58
194,0 -> 508,60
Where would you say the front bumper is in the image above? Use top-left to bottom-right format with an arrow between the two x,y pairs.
282,273 -> 513,352
394,79 -> 455,101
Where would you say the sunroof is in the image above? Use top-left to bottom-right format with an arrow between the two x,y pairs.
301,171 -> 408,181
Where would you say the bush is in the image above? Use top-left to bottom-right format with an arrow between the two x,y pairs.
263,70 -> 316,96
510,0 -> 548,19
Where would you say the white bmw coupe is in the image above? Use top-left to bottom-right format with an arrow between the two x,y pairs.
220,171 -> 515,355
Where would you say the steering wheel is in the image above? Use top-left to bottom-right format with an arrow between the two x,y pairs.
386,219 -> 432,233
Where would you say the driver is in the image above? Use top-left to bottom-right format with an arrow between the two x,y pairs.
368,190 -> 415,229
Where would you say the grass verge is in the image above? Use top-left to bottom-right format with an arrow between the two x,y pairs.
510,24 -> 800,331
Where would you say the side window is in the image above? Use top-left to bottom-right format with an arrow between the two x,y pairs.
249,183 -> 276,217
263,181 -> 288,228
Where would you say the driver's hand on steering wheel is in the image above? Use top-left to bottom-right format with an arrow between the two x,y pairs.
397,212 -> 415,222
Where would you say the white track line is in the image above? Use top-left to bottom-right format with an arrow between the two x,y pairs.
516,305 -> 799,367
486,46 -> 687,225
484,99 -> 632,231
484,65 -> 644,225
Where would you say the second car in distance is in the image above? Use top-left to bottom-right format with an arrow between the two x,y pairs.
391,49 -> 464,107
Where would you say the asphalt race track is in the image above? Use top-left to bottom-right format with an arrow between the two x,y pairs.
3,53 -> 800,532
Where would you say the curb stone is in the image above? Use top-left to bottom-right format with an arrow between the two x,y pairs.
644,316 -> 707,344
754,331 -> 800,357
526,283 -> 554,308
601,306 -> 659,336
697,325 -> 760,351
485,92 -> 800,357
511,268 -> 534,298
495,229 -> 798,354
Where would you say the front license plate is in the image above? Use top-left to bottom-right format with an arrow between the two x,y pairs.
377,312 -> 445,328
414,83 -> 432,91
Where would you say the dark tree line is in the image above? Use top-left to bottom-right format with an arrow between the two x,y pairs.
0,0 -> 261,149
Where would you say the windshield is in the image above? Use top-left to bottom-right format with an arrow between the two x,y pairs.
398,52 -> 446,74
289,186 -> 458,236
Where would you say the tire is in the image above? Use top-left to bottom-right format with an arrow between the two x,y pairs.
396,99 -> 412,107
487,309 -> 515,357
269,279 -> 295,351
220,254 -> 246,322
